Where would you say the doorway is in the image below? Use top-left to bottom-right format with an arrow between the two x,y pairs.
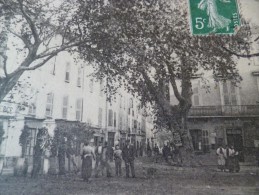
226,128 -> 244,162
190,129 -> 202,151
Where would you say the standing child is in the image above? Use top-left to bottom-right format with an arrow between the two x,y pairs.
114,145 -> 122,176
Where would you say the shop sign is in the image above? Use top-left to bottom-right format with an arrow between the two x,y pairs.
0,102 -> 16,116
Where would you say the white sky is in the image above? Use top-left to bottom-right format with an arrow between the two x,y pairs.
239,0 -> 259,26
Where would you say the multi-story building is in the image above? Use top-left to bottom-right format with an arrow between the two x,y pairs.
170,46 -> 259,161
0,49 -> 154,167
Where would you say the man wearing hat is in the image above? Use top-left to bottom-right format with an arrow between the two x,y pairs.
122,140 -> 135,178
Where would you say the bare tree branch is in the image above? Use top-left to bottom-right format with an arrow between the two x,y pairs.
17,0 -> 40,45
0,52 -> 8,77
222,46 -> 259,58
36,40 -> 86,59
19,53 -> 57,71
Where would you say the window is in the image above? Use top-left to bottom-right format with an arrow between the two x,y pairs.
77,67 -> 82,87
223,82 -> 228,93
114,112 -> 116,127
0,122 -> 4,151
202,130 -> 209,153
89,79 -> 94,93
62,96 -> 69,119
141,118 -> 146,132
230,82 -> 237,105
192,85 -> 200,106
119,115 -> 122,130
134,120 -> 137,129
119,96 -> 122,108
231,94 -> 237,105
190,129 -> 202,151
129,98 -> 133,108
127,116 -> 130,132
108,109 -> 113,126
100,80 -> 104,97
45,93 -> 54,117
132,119 -> 135,133
222,81 -> 238,105
65,63 -> 70,82
98,108 -> 103,127
50,56 -> 57,75
75,98 -> 83,121
193,96 -> 199,106
224,95 -> 230,105
28,103 -> 36,116
230,82 -> 236,93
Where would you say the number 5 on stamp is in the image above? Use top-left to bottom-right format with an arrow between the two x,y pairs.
188,0 -> 241,35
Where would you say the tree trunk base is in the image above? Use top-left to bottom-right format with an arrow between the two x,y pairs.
179,147 -> 202,167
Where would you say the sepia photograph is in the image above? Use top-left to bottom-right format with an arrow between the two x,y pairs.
0,0 -> 259,194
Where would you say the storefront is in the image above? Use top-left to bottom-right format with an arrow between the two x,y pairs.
22,117 -> 44,161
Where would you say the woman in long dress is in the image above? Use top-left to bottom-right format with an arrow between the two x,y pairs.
198,0 -> 231,31
216,145 -> 226,171
81,141 -> 95,182
226,145 -> 235,172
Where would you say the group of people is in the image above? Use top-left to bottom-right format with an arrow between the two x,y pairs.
81,140 -> 135,182
216,145 -> 240,172
162,142 -> 182,165
146,142 -> 183,165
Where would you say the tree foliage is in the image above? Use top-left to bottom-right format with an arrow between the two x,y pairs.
70,0 -> 251,156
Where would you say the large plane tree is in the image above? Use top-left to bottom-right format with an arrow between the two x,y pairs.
75,0 -> 250,164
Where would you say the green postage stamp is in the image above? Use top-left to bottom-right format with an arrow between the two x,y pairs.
188,0 -> 241,35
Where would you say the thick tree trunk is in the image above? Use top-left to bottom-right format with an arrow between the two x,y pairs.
178,113 -> 195,166
176,62 -> 198,166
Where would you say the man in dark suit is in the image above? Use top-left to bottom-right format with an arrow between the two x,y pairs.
122,140 -> 135,178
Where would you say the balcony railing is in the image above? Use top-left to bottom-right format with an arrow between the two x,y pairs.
189,105 -> 259,117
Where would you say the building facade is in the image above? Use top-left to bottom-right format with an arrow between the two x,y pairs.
170,55 -> 259,161
0,50 -> 154,167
